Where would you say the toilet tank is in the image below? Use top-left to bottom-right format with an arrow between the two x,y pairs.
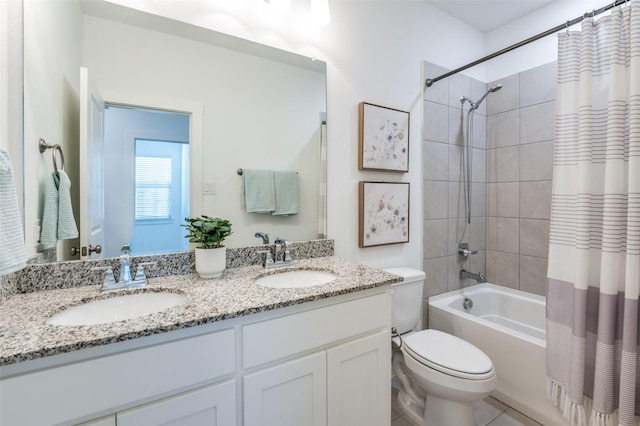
384,267 -> 426,334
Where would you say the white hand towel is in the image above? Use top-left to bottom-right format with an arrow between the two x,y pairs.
242,169 -> 276,213
272,171 -> 299,216
0,149 -> 26,275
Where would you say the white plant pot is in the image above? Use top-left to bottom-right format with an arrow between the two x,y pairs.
195,246 -> 226,279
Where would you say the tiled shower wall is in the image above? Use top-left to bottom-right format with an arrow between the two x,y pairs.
485,62 -> 556,296
422,60 -> 556,302
422,62 -> 488,299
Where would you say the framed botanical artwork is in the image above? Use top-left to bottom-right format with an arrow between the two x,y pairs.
359,181 -> 410,247
358,102 -> 410,172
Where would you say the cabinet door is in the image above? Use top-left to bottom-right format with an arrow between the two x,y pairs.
76,415 -> 116,426
327,330 -> 391,426
244,351 -> 326,426
117,380 -> 236,426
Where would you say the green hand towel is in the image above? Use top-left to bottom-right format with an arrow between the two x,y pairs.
40,170 -> 78,244
242,169 -> 276,213
273,171 -> 299,216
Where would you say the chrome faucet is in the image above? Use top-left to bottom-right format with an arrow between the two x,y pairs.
274,238 -> 292,263
93,256 -> 157,291
459,269 -> 486,283
120,245 -> 132,283
256,238 -> 294,268
255,232 -> 270,244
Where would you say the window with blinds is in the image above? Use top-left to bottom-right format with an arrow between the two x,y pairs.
135,156 -> 172,221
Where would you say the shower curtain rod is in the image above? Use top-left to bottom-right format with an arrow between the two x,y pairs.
424,0 -> 628,87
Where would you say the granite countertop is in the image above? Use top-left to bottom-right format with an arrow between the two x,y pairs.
0,257 -> 401,366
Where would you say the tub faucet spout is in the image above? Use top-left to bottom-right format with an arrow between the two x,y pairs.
459,269 -> 486,283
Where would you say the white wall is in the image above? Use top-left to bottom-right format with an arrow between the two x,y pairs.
103,0 -> 487,269
485,0 -> 609,81
23,0 -> 82,259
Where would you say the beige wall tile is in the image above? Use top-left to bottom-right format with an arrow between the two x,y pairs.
520,181 -> 552,219
520,61 -> 557,107
423,100 -> 449,143
487,146 -> 519,182
487,73 -> 520,115
424,219 -> 449,259
423,257 -> 449,297
520,255 -> 548,296
520,101 -> 555,144
471,182 -> 486,218
448,73 -> 471,108
423,181 -> 449,219
520,141 -> 554,181
487,182 -> 519,218
486,250 -> 519,288
423,141 -> 449,181
486,217 -> 520,253
520,219 -> 550,258
487,109 -> 519,149
423,62 -> 449,105
449,106 -> 466,146
449,181 -> 467,219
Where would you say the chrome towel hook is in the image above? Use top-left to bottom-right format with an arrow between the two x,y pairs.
38,138 -> 65,176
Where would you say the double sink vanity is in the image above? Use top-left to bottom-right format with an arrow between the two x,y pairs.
0,241 -> 400,425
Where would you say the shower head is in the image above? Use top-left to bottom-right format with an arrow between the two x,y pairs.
473,84 -> 502,110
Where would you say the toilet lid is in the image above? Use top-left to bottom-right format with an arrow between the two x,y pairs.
403,329 -> 494,380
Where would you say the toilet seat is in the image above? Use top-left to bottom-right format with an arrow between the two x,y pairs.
402,329 -> 495,380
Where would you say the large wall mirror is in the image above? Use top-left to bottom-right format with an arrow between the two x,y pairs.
23,0 -> 327,263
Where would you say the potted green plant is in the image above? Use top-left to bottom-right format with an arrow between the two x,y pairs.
183,215 -> 233,278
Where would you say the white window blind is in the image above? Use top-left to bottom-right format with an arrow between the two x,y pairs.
135,156 -> 172,220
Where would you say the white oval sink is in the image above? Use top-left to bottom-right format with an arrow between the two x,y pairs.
256,270 -> 337,288
46,292 -> 187,326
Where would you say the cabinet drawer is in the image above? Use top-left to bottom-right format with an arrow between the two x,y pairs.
1,328 -> 235,426
118,380 -> 236,426
243,292 -> 390,368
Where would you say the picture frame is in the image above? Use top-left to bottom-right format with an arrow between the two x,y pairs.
358,102 -> 410,172
359,181 -> 410,247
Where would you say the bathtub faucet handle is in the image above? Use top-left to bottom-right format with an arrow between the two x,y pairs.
457,243 -> 478,257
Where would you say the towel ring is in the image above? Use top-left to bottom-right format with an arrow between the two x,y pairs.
39,138 -> 65,175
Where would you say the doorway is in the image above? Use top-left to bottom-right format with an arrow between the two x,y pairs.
103,105 -> 190,257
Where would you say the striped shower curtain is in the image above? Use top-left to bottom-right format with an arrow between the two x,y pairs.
546,2 -> 640,426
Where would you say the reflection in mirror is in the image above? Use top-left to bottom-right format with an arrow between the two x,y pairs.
22,0 -> 327,263
104,105 -> 190,258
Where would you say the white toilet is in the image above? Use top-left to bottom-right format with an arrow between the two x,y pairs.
386,267 -> 497,426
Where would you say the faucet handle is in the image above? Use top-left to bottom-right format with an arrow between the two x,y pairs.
257,250 -> 274,267
457,243 -> 477,257
92,266 -> 118,289
134,261 -> 157,281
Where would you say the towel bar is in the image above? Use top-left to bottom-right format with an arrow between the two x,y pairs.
237,168 -> 298,175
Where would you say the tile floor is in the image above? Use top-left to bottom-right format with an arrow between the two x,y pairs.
391,387 -> 543,426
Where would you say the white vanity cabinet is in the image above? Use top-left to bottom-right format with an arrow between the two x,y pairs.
241,290 -> 391,426
0,286 -> 391,426
117,380 -> 236,425
244,351 -> 328,426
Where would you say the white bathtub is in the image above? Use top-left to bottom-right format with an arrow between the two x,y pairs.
428,283 -> 566,426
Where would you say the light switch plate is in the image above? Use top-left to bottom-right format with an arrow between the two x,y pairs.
203,181 -> 216,195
